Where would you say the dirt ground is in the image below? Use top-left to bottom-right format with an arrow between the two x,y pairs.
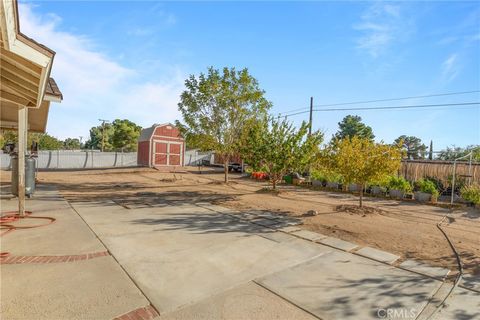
2,167 -> 479,275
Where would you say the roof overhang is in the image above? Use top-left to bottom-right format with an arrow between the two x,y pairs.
0,0 -> 62,132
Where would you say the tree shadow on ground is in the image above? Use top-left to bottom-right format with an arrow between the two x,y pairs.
283,268 -> 478,320
112,190 -> 237,209
127,192 -> 300,235
460,208 -> 480,220
130,208 -> 301,235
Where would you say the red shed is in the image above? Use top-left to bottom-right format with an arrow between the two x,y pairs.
137,123 -> 185,167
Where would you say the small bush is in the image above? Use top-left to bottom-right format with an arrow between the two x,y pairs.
388,176 -> 412,192
424,176 -> 445,192
311,169 -> 328,182
369,176 -> 390,188
461,184 -> 480,205
312,169 -> 343,183
415,178 -> 440,197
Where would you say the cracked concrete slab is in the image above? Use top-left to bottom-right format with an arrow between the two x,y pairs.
356,246 -> 400,264
160,282 -> 317,320
257,251 -> 443,320
72,202 -> 331,314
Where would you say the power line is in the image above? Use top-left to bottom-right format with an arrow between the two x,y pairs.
278,90 -> 480,116
282,102 -> 480,117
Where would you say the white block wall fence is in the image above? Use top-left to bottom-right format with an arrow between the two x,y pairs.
0,149 -> 214,170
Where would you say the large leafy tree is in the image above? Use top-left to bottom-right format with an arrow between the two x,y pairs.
31,133 -> 63,150
241,118 -> 323,189
174,120 -> 216,151
178,66 -> 271,182
111,119 -> 142,152
84,123 -> 114,151
321,137 -> 402,207
394,135 -> 427,160
1,130 -> 72,151
334,115 -> 374,141
63,138 -> 81,150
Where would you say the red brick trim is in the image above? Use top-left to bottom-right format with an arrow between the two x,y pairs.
0,251 -> 109,264
113,305 -> 159,320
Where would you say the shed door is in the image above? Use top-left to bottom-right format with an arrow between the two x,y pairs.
153,140 -> 182,166
154,142 -> 168,165
169,143 -> 181,165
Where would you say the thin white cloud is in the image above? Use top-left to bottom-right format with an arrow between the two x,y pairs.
18,4 -> 185,140
441,53 -> 460,82
354,3 -> 412,58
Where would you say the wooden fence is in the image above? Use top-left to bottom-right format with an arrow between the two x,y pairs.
400,160 -> 479,185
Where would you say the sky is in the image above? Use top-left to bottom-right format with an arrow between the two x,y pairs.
19,0 -> 480,150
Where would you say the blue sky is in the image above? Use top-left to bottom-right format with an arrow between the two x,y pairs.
20,1 -> 480,150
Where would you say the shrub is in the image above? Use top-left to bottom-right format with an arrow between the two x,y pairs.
424,176 -> 445,193
415,178 -> 439,197
388,176 -> 412,193
461,184 -> 480,205
325,171 -> 343,183
311,169 -> 328,182
369,176 -> 390,188
311,169 -> 343,183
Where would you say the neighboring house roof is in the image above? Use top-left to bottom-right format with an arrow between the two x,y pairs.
45,78 -> 63,99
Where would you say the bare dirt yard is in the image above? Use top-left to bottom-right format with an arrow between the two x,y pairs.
2,167 -> 479,276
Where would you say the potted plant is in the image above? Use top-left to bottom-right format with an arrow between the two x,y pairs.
388,176 -> 412,199
414,178 -> 439,202
369,177 -> 388,196
461,184 -> 480,208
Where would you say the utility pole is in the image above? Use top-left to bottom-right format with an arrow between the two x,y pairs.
98,119 -> 109,152
309,97 -> 313,136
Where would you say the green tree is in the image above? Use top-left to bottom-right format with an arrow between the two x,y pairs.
63,138 -> 81,150
321,137 -> 402,207
31,133 -> 63,150
1,130 -> 63,151
0,130 -> 17,150
334,115 -> 374,141
84,123 -> 114,151
178,66 -> 271,182
241,118 -> 323,189
111,119 -> 142,151
174,120 -> 216,151
437,145 -> 480,161
394,135 -> 427,160
429,140 -> 433,160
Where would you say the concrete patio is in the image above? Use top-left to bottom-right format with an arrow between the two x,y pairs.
1,185 -> 479,319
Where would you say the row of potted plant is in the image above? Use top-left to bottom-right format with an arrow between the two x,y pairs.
310,170 -> 443,202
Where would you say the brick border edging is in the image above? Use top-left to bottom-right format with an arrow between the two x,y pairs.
113,305 -> 159,320
0,251 -> 109,264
